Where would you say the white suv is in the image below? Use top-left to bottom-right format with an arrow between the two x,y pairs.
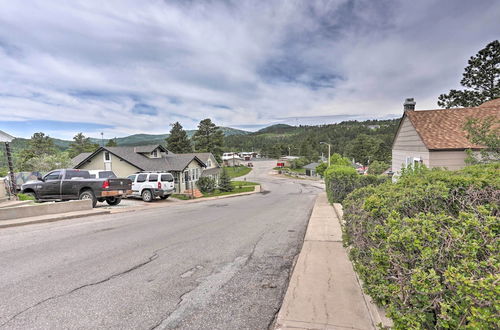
127,172 -> 175,202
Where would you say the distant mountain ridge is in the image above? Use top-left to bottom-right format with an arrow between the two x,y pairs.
11,126 -> 250,150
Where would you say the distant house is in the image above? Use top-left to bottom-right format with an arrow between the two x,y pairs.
304,162 -> 320,177
72,144 -> 212,193
392,98 -> 500,175
181,152 -> 222,183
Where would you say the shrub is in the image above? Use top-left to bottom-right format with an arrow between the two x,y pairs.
18,193 -> 35,201
324,165 -> 386,203
342,164 -> 499,329
197,176 -> 216,193
367,160 -> 389,175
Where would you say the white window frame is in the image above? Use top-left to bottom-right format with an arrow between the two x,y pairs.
104,151 -> 111,162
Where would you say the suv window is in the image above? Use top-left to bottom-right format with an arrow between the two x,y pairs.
137,174 -> 147,182
161,174 -> 174,182
127,174 -> 137,182
65,170 -> 90,179
148,174 -> 158,182
45,171 -> 61,181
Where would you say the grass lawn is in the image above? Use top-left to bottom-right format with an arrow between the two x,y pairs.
171,194 -> 191,200
231,180 -> 259,187
274,166 -> 306,174
225,166 -> 252,178
202,186 -> 255,197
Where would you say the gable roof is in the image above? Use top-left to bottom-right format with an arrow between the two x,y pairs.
133,144 -> 167,153
73,146 -> 206,172
395,99 -> 499,151
71,152 -> 92,167
182,153 -> 220,167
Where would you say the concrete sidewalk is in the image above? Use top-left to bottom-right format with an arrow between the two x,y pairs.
275,192 -> 390,330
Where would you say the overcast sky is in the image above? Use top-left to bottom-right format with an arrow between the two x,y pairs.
0,0 -> 499,139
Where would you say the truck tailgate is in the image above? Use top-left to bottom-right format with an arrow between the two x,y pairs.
107,178 -> 132,190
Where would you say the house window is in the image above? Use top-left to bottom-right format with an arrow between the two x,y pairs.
152,149 -> 158,158
207,159 -> 212,167
104,151 -> 111,162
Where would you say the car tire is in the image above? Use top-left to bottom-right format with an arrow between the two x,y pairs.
106,197 -> 122,206
142,189 -> 153,202
79,189 -> 97,208
160,195 -> 170,200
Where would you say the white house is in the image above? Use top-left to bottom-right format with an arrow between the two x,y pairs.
72,145 -> 212,193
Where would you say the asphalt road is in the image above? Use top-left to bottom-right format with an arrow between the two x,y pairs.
0,161 -> 324,330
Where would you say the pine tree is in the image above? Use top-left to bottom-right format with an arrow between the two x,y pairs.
438,40 -> 499,108
218,168 -> 233,192
17,132 -> 57,170
166,122 -> 191,153
68,133 -> 99,158
193,118 -> 224,161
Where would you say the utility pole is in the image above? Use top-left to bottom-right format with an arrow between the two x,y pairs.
320,142 -> 331,167
5,142 -> 16,197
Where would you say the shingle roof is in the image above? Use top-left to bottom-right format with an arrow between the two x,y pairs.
182,153 -> 219,166
404,100 -> 499,150
71,152 -> 92,167
74,146 -> 205,172
133,145 -> 166,153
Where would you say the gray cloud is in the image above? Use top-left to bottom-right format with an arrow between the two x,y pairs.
0,0 -> 499,138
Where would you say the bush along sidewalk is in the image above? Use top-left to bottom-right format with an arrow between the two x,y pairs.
323,154 -> 387,203
341,164 -> 499,329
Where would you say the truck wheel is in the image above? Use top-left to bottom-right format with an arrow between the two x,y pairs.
79,189 -> 97,208
106,197 -> 122,206
142,190 -> 153,202
160,195 -> 170,200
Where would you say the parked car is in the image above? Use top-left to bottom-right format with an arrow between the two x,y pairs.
126,172 -> 175,202
21,169 -> 132,207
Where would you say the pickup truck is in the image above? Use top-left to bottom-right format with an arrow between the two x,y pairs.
21,169 -> 132,207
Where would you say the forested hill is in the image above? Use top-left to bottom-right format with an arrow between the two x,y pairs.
224,119 -> 400,164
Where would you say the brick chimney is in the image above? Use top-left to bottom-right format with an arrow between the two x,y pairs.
404,98 -> 416,111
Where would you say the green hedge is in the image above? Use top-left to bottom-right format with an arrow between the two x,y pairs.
324,165 -> 386,203
342,164 -> 499,329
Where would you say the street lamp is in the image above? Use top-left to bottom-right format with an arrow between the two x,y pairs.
320,142 -> 331,167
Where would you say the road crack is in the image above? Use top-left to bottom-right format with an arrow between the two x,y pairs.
0,252 -> 159,328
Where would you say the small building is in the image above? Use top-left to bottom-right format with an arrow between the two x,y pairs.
392,98 -> 500,175
304,162 -> 320,177
72,144 -> 209,193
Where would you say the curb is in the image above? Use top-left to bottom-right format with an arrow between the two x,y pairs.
0,210 -> 111,229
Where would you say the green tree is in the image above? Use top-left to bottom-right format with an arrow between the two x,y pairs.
367,160 -> 389,175
345,134 -> 383,166
18,132 -> 56,170
166,122 -> 192,153
105,138 -> 118,147
25,152 -> 72,172
68,133 -> 99,158
463,116 -> 500,164
218,168 -> 233,192
438,40 -> 499,108
193,119 -> 224,161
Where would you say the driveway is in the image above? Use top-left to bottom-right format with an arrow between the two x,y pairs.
0,160 -> 324,329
